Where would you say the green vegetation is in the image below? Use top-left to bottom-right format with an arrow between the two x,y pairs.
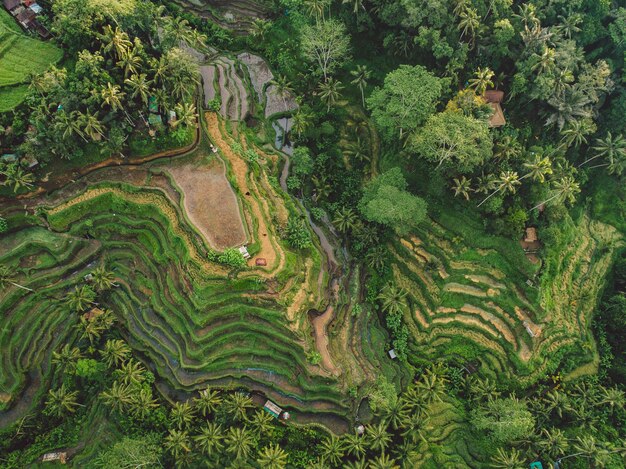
0,0 -> 625,466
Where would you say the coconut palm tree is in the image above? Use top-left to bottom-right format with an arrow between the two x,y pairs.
344,433 -> 366,458
194,422 -> 224,457
559,119 -> 593,149
400,412 -> 430,444
116,359 -> 146,386
163,16 -> 205,48
1,164 -> 35,193
369,452 -> 400,469
55,111 -> 87,142
99,83 -> 125,112
225,392 -> 253,422
194,386 -> 222,417
491,447 -> 525,469
100,339 -> 131,368
531,176 -> 580,210
171,401 -> 196,429
101,25 -> 132,60
538,427 -> 569,460
367,421 -> 392,453
599,386 -> 625,413
458,7 -> 480,46
365,246 -> 387,273
317,78 -> 344,112
100,381 -> 132,413
125,73 -> 152,105
344,459 -> 367,469
250,409 -> 274,436
250,18 -> 271,40
342,0 -> 365,17
474,173 -> 497,195
467,376 -> 501,402
45,385 -> 81,418
92,265 -> 116,291
573,435 -> 610,466
256,443 -> 288,469
381,398 -> 409,430
350,64 -> 371,107
76,316 -> 104,345
320,434 -> 345,466
225,426 -> 254,461
343,137 -> 370,165
333,207 -> 358,234
494,136 -> 522,160
542,389 -> 568,419
469,67 -> 494,95
522,154 -> 553,183
452,176 -> 472,201
66,285 -> 96,312
417,370 -> 447,404
303,0 -> 330,22
531,46 -> 556,74
292,108 -> 312,137
580,132 -> 626,175
0,264 -> 33,292
312,175 -> 332,201
129,388 -> 159,419
270,75 -> 294,111
377,284 -> 407,315
78,111 -> 105,142
173,102 -> 198,129
52,344 -> 82,373
477,171 -> 521,208
164,429 -> 191,459
117,49 -> 143,78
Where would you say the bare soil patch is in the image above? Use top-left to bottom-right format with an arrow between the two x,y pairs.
168,156 -> 247,251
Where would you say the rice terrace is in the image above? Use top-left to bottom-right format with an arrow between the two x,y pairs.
0,0 -> 625,467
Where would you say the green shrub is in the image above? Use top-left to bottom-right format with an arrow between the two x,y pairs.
285,217 -> 312,249
0,215 -> 7,233
218,248 -> 247,268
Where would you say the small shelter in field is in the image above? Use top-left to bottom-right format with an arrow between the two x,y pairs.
524,227 -> 538,243
83,307 -> 104,321
3,0 -> 20,11
484,90 -> 506,128
263,400 -> 282,418
255,258 -> 267,266
388,349 -> 397,360
41,452 -> 67,464
238,245 -> 250,259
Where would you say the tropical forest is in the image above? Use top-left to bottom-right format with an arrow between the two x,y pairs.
0,0 -> 625,467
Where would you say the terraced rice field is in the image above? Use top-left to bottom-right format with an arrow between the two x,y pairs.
0,10 -> 62,112
391,208 -> 622,384
0,116 -> 370,433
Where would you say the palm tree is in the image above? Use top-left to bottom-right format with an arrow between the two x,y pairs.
350,65 -> 371,107
116,359 -> 146,386
599,386 -> 625,413
417,370 -> 447,404
531,46 -> 556,74
580,132 -> 626,175
270,75 -> 294,111
171,401 -> 196,429
369,452 -> 400,469
303,0 -> 330,22
163,16 -> 205,48
52,344 -> 82,373
491,447 -> 525,469
365,246 -> 387,273
256,443 -> 288,469
469,67 -> 494,95
538,427 -> 569,460
477,171 -> 521,208
312,175 -> 332,201
66,285 -> 96,312
1,164 -> 35,193
0,264 -> 33,292
250,18 -> 271,40
467,376 -> 500,402
76,316 -> 104,345
250,409 -> 274,436
542,389 -> 568,419
344,459 -> 367,469
292,108 -> 312,137
164,429 -> 191,459
522,154 -> 553,183
129,388 -> 159,419
194,386 -> 222,417
377,284 -> 407,315
92,265 -> 116,291
225,426 -> 254,461
474,173 -> 497,195
320,434 -> 344,466
531,176 -> 580,210
117,49 -> 143,78
125,73 -> 152,105
101,25 -> 132,60
573,435 -> 610,466
100,381 -> 132,413
452,176 -> 472,201
333,207 -> 358,234
99,83 -> 125,112
381,398 -> 409,430
317,78 -> 344,112
55,111 -> 87,142
495,136 -> 522,160
343,137 -> 370,165
344,433 -> 366,458
194,422 -> 224,457
557,13 -> 582,38
100,339 -> 131,368
458,7 -> 480,46
225,392 -> 253,422
367,421 -> 391,453
342,0 -> 365,17
173,102 -> 197,129
45,385 -> 80,418
400,412 -> 430,444
78,111 -> 105,142
559,119 -> 593,149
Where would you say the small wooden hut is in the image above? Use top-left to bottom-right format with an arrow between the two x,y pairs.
484,90 -> 506,127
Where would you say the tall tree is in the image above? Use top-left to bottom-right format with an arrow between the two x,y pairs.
194,422 -> 224,457
317,78 -> 344,112
164,429 -> 191,459
350,64 -> 371,107
301,20 -> 351,81
256,443 -> 288,469
194,387 -> 222,417
469,67 -> 495,95
225,426 -> 254,461
52,344 -> 82,373
45,385 -> 80,418
66,284 -> 96,312
100,339 -> 131,368
0,264 -> 33,292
